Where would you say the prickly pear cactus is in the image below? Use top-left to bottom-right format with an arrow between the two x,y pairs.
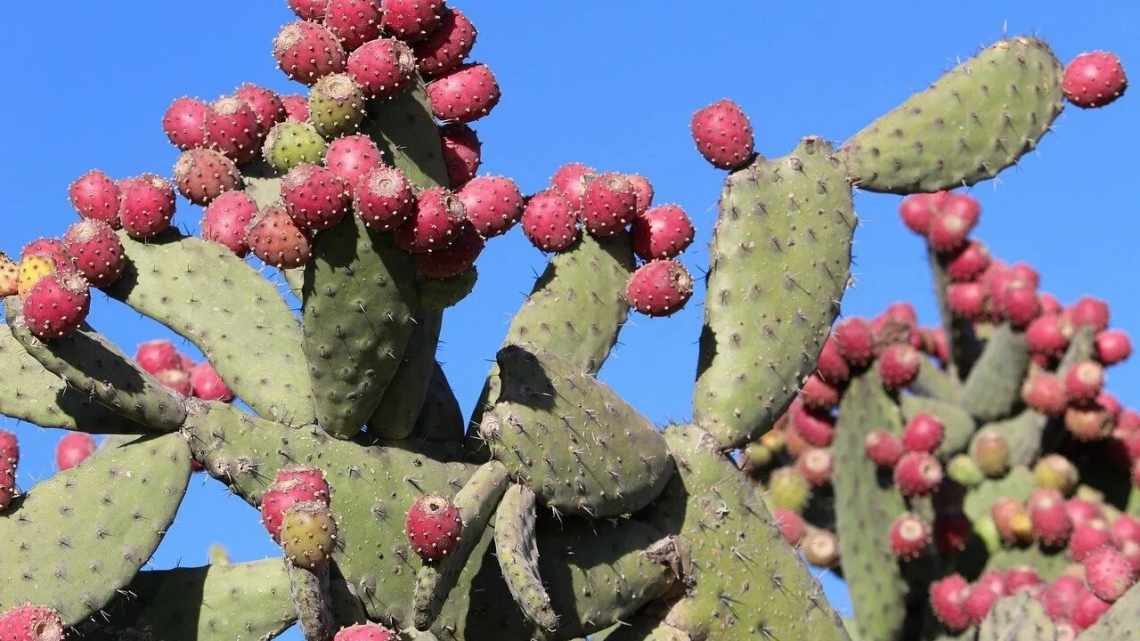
0,4 -> 1130,641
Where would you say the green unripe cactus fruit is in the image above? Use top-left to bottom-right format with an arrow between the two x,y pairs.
948,454 -> 986,487
767,465 -> 812,513
281,501 -> 338,570
309,73 -> 366,138
264,121 -> 328,173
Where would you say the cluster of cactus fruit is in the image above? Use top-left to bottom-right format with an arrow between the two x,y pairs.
0,2 -> 1133,640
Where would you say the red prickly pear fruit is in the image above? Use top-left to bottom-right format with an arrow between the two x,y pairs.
1009,262 -> 1039,289
893,451 -> 943,497
897,192 -> 946,235
55,433 -> 95,471
632,204 -> 695,261
626,175 -> 654,216
944,241 -> 990,282
62,220 -> 125,289
941,192 -> 981,227
921,327 -> 950,363
992,497 -> 1034,545
282,164 -> 352,232
395,187 -> 466,254
1039,292 -> 1063,315
333,622 -> 399,641
962,579 -> 1002,625
902,414 -> 944,454
1062,51 -> 1127,108
179,354 -> 197,373
1029,488 -> 1073,546
274,21 -> 348,85
889,512 -> 931,560
415,222 -> 484,280
946,282 -> 986,320
879,343 -> 921,391
0,605 -> 65,641
23,272 -> 90,340
156,369 -> 192,396
1121,409 -> 1140,432
353,166 -> 415,232
413,7 -> 476,78
801,529 -> 840,568
202,191 -> 259,256
274,465 -> 331,501
1072,590 -> 1111,630
1026,371 -> 1067,417
281,95 -> 310,122
457,176 -> 524,238
815,335 -> 850,385
346,37 -> 416,99
1066,499 -> 1105,531
380,0 -> 444,41
799,374 -> 839,411
1069,519 -> 1112,562
970,430 -> 1010,478
864,429 -> 903,467
324,134 -> 383,189
136,340 -> 182,374
791,400 -> 834,447
1096,329 -> 1131,365
926,208 -> 974,254
934,512 -> 972,555
325,0 -> 383,51
247,206 -> 312,269
998,281 -> 1041,328
690,99 -> 754,170
796,447 -> 833,486
881,301 -> 918,329
117,174 -> 176,240
162,97 -> 210,150
1041,575 -> 1086,623
173,148 -> 243,205
190,362 -> 234,402
1084,546 -> 1135,601
625,260 -> 693,318
1004,566 -> 1043,594
68,170 -> 121,228
1026,314 -> 1072,357
833,317 -> 874,367
550,163 -> 597,210
1111,515 -> 1140,548
929,574 -> 971,632
439,123 -> 481,188
522,190 -> 580,253
581,173 -> 637,237
1069,296 -> 1110,331
287,0 -> 327,20
205,97 -> 263,164
20,238 -> 71,272
1065,361 -> 1105,402
261,478 -> 329,542
235,84 -> 287,136
427,63 -> 501,123
1098,391 -> 1122,420
405,494 -> 462,561
772,508 -> 806,546
1,429 -> 19,511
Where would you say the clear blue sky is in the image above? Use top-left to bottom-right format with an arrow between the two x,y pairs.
2,2 -> 1138,636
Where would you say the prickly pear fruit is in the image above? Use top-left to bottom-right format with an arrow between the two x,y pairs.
309,73 -> 366,137
929,574 -> 971,631
275,465 -> 331,499
1027,314 -> 1072,357
162,97 -> 210,150
1095,329 -> 1131,365
945,240 -> 990,282
690,98 -> 754,169
426,63 -> 500,123
394,187 -> 466,253
898,192 -> 945,235
521,189 -> 579,252
550,162 -> 596,210
1062,51 -> 1127,108
324,134 -> 383,188
796,447 -> 833,486
246,206 -> 312,269
281,501 -> 338,570
263,121 -> 328,173
627,174 -> 653,215
970,430 -> 1010,478
1084,546 -> 1135,601
1041,575 -> 1085,622
347,37 -> 417,99
1070,296 -> 1110,331
261,478 -> 330,543
156,369 -> 192,395
20,239 -> 70,271
1022,373 -> 1068,416
380,0 -> 444,42
62,220 -> 125,289
0,253 -> 17,297
282,164 -> 352,232
833,317 -> 874,366
791,400 -> 835,447
117,174 -> 176,239
439,123 -> 480,187
287,0 -> 327,20
773,508 -> 806,546
405,494 -> 462,562
582,173 -> 637,237
902,414 -> 944,453
23,271 -> 90,340
413,7 -> 476,78
864,429 -> 904,467
1029,488 -> 1072,546
0,605 -> 64,641
879,343 -> 921,390
55,433 -> 96,471
415,222 -> 484,279
281,95 -> 310,122
324,0 -> 383,51
190,362 -> 234,402
632,204 -> 694,260
202,191 -> 259,256
68,169 -> 121,227
0,430 -> 17,511
273,21 -> 347,85
457,176 -> 524,238
1065,361 -> 1105,402
816,335 -> 850,385
889,512 -> 931,560
173,148 -> 243,205
1072,591 -> 1111,630
802,528 -> 840,568
799,374 -> 840,410
234,83 -> 286,136
16,255 -> 56,298
893,451 -> 942,497
625,259 -> 693,317
205,97 -> 262,164
135,340 -> 181,375
333,623 -> 398,641
353,166 -> 415,231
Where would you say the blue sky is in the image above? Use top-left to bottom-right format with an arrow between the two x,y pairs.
2,2 -> 1138,636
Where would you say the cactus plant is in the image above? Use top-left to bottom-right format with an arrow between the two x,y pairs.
0,4 -> 1135,641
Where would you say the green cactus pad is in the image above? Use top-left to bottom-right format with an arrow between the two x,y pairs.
0,322 -> 147,433
961,324 -> 1030,422
909,359 -> 962,404
420,268 -> 478,311
963,465 -> 1034,524
983,410 -> 1046,467
361,83 -> 451,189
370,311 -> 442,440
415,363 -> 466,443
263,121 -> 328,173
694,137 -> 855,450
641,425 -> 851,641
0,433 -> 191,625
244,175 -> 283,208
414,460 -> 510,630
982,545 -> 1069,581
303,216 -> 419,439
84,558 -> 295,641
1059,327 -> 1095,374
600,615 -> 691,641
480,346 -> 673,517
5,303 -> 186,430
1079,582 -> 1140,641
495,484 -> 559,632
927,250 -> 983,378
977,593 -> 1056,641
900,394 -> 976,456
107,230 -> 315,425
842,37 -> 1063,194
833,369 -> 909,641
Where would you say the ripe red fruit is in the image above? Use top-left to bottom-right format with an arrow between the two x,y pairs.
833,318 -> 875,367
942,192 -> 981,227
287,0 -> 327,20
627,175 -> 654,216
205,97 -> 262,164
413,7 -> 477,78
944,240 -> 990,282
1065,403 -> 1113,441
174,148 -> 243,205
626,260 -> 693,317
156,369 -> 192,395
889,512 -> 931,560
62,220 -> 125,289
946,282 -> 986,320
247,206 -> 312,269
1004,566 -> 1043,594
275,465 -> 331,500
162,97 -> 210,150
522,190 -> 580,252
864,429 -> 903,467
457,176 -> 524,238
1070,519 -> 1113,562
1065,361 -> 1105,402
1039,292 -> 1063,315
261,478 -> 330,542
791,400 -> 834,447
20,238 -> 71,270
799,374 -> 840,411
380,0 -> 444,42
190,362 -> 234,402
281,95 -> 310,122
23,271 -> 90,340
1084,546 -> 1136,601
898,192 -> 945,235
69,170 -> 121,227
929,574 -> 971,632
1072,590 -> 1112,630
405,494 -> 462,561
1029,488 -> 1073,546
0,605 -> 64,641
998,281 -> 1041,328
0,430 -> 17,510
1066,499 -> 1105,530
56,432 -> 96,471
902,414 -> 944,453
1026,314 -> 1072,357
773,508 -> 806,546
796,447 -> 833,486
427,63 -> 501,123
439,123 -> 481,188
334,623 -> 399,641
893,451 -> 942,497
325,0 -> 383,51
235,84 -> 286,136
136,341 -> 182,375
415,222 -> 484,280
581,173 -> 637,237
353,166 -> 415,232
550,163 -> 596,210
632,204 -> 695,260
1062,51 -> 1128,108
926,208 -> 975,254
395,187 -> 466,253
273,21 -> 348,85
879,343 -> 921,391
347,37 -> 417,99
282,164 -> 352,232
1069,296 -> 1110,331
118,174 -> 176,240
690,99 -> 754,170
963,578 -> 1002,625
324,135 -> 383,189
1111,515 -> 1140,548
1041,576 -> 1086,623
203,191 -> 258,256
816,335 -> 850,385
1095,329 -> 1132,366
